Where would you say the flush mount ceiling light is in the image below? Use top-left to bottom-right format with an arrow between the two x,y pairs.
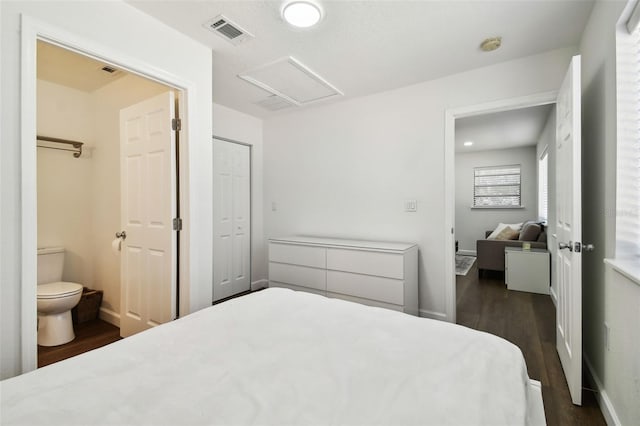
464,141 -> 474,147
480,36 -> 502,52
282,1 -> 323,28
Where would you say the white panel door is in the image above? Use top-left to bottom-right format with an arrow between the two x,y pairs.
555,55 -> 582,405
213,139 -> 251,301
120,91 -> 177,338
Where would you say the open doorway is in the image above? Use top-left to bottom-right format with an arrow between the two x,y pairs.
34,40 -> 183,367
443,92 -> 557,322
453,104 -> 556,325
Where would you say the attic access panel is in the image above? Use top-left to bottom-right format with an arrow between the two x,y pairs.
239,57 -> 343,106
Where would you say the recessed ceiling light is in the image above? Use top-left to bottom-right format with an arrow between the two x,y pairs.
464,141 -> 474,147
282,1 -> 323,28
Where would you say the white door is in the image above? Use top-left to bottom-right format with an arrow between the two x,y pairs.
120,91 -> 177,337
213,139 -> 251,302
555,55 -> 582,405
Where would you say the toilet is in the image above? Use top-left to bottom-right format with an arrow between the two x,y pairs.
37,247 -> 84,347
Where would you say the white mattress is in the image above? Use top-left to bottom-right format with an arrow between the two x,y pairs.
1,288 -> 545,425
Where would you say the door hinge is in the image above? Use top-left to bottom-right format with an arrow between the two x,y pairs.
173,217 -> 183,231
172,118 -> 182,131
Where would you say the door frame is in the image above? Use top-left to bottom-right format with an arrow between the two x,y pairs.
443,91 -> 558,323
20,16 -> 192,373
212,135 -> 253,299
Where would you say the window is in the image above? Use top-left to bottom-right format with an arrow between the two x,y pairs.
538,150 -> 549,222
616,0 -> 640,257
473,165 -> 521,208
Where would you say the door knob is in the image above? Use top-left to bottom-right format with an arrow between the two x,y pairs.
115,231 -> 127,240
558,241 -> 573,251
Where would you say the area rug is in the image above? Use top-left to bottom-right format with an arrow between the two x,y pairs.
455,255 -> 476,276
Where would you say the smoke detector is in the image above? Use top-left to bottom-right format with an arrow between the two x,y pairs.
203,15 -> 254,46
480,36 -> 502,52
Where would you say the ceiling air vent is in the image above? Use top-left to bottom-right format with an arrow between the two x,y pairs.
203,15 -> 254,46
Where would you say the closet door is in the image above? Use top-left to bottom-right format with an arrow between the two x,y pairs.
213,139 -> 251,301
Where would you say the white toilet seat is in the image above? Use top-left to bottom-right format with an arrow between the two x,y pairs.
37,282 -> 83,299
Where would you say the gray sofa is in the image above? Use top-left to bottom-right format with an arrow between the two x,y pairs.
476,222 -> 547,276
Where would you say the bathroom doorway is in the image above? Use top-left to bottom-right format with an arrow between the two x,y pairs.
35,40 -> 182,366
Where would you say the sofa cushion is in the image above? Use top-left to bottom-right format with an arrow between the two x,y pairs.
519,223 -> 542,241
487,222 -> 523,239
495,226 -> 520,240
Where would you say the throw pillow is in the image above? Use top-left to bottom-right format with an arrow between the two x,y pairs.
495,226 -> 520,240
519,223 -> 542,241
487,222 -> 523,239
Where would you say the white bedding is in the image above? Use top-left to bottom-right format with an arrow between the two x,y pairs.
1,288 -> 544,425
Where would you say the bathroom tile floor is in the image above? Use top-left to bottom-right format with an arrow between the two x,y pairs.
38,319 -> 121,368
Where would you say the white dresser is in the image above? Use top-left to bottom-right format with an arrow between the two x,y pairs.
268,236 -> 419,315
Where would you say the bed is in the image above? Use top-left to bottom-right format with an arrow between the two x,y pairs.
1,288 -> 545,425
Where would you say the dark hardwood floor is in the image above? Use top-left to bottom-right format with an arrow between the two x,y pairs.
38,319 -> 121,368
457,262 -> 605,426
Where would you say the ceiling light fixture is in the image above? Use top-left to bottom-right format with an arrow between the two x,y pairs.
282,1 -> 323,28
464,141 -> 474,147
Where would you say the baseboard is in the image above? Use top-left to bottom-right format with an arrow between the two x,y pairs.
457,249 -> 477,257
419,309 -> 448,321
584,354 -> 621,426
99,307 -> 120,327
251,279 -> 269,291
549,286 -> 558,307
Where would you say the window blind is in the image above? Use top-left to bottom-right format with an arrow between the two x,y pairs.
616,15 -> 640,255
473,165 -> 521,207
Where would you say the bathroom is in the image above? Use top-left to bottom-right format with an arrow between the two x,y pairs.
36,40 -> 176,365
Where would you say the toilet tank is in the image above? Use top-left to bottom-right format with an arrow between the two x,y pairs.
37,247 -> 65,285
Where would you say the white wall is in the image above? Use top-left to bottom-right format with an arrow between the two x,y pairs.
37,81 -> 95,288
455,146 -> 538,254
535,107 -> 557,301
0,0 -> 212,379
212,103 -> 266,286
579,1 -> 640,424
263,47 -> 576,318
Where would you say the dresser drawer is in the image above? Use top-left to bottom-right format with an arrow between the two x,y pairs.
270,281 -> 326,297
326,270 -> 404,305
269,262 -> 326,291
326,248 -> 404,279
326,292 -> 403,312
269,243 -> 325,268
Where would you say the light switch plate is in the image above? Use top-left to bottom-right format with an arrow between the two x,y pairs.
405,199 -> 417,212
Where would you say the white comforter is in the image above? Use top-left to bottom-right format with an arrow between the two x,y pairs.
1,288 -> 542,425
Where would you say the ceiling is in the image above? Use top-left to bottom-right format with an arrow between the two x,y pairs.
455,104 -> 554,153
37,40 -> 127,92
128,0 -> 594,118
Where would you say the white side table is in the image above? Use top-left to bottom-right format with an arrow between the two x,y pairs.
504,247 -> 550,295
